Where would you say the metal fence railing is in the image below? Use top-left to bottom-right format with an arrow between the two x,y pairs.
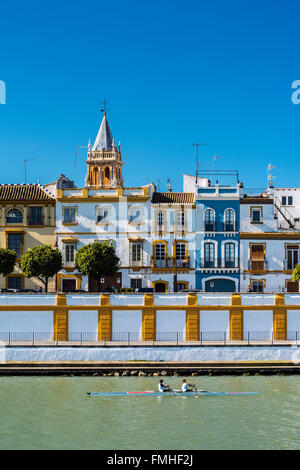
0,331 -> 299,346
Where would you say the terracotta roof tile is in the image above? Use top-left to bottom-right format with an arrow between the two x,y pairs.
152,192 -> 194,204
0,185 -> 55,201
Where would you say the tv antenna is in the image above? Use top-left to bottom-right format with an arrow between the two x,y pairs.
267,164 -> 276,188
192,143 -> 207,183
24,159 -> 35,184
166,178 -> 173,192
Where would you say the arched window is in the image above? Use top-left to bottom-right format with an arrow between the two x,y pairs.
204,242 -> 215,267
224,242 -> 235,268
204,209 -> 215,231
224,209 -> 235,231
6,209 -> 23,224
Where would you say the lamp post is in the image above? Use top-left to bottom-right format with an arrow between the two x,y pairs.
173,238 -> 177,293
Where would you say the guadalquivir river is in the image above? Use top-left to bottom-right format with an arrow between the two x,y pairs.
0,374 -> 300,450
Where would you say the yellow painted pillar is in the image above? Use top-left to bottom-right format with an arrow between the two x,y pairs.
142,294 -> 156,341
98,294 -> 112,341
273,294 -> 287,341
230,294 -> 243,341
186,294 -> 199,341
54,294 -> 68,341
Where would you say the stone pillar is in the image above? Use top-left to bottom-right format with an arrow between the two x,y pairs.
230,294 -> 243,341
142,294 -> 156,341
186,294 -> 199,341
54,294 -> 68,341
273,294 -> 287,341
98,294 -> 112,341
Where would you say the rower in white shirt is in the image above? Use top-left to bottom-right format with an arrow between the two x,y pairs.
182,379 -> 196,392
158,379 -> 171,392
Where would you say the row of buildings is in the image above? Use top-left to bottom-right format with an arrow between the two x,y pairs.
1,112 -> 300,294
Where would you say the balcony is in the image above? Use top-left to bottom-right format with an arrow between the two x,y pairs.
27,215 -> 44,226
199,258 -> 239,270
224,222 -> 236,232
204,222 -> 216,232
152,257 -> 190,269
248,260 -> 268,271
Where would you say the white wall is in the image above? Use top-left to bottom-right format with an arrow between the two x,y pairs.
68,310 -> 98,341
112,310 -> 142,340
0,310 -> 53,340
243,310 -> 273,340
200,311 -> 229,340
156,310 -> 186,341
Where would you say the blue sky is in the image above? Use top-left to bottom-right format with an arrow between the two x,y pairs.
0,0 -> 300,191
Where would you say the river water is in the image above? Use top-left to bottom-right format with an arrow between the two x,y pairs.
0,374 -> 299,450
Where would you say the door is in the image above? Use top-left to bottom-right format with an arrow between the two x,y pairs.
154,282 -> 167,293
62,279 -> 76,292
205,278 -> 236,292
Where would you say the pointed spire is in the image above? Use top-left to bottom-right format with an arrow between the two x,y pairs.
92,112 -> 115,151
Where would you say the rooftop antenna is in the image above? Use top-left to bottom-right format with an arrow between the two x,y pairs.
166,178 -> 173,192
267,164 -> 276,188
24,159 -> 35,184
192,143 -> 207,183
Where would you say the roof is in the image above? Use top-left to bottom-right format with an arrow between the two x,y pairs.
240,196 -> 273,204
92,112 -> 115,151
0,184 -> 55,201
152,192 -> 195,204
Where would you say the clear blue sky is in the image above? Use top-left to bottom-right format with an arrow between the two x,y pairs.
0,0 -> 300,191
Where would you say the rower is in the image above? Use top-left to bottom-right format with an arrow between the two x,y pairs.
158,379 -> 171,392
182,379 -> 196,393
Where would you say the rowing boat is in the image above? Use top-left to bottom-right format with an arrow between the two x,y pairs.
87,390 -> 258,397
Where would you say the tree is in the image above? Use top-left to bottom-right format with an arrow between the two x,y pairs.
20,245 -> 62,292
75,241 -> 120,292
0,248 -> 17,277
292,263 -> 300,282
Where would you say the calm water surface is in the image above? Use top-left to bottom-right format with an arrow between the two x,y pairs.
0,374 -> 300,450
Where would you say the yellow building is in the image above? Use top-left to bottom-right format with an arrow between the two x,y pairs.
0,184 -> 56,291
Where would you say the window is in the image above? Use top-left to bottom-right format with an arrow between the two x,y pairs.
176,211 -> 185,230
224,242 -> 235,268
204,209 -> 215,231
128,207 -> 144,224
7,233 -> 23,258
130,278 -> 142,290
7,276 -> 22,290
157,211 -> 165,228
96,207 -> 111,224
282,196 -> 293,206
204,243 -> 215,268
251,207 -> 262,223
251,280 -> 264,293
250,244 -> 265,271
286,245 -> 299,270
224,209 -> 235,231
176,282 -> 187,291
6,209 -> 23,224
29,206 -> 43,225
64,244 -> 75,264
63,207 -> 77,224
131,242 -> 143,266
155,243 -> 166,267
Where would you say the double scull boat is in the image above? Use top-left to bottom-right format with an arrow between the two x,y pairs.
87,390 -> 258,397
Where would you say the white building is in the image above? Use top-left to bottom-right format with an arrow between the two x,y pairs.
55,112 -> 196,293
240,187 -> 300,293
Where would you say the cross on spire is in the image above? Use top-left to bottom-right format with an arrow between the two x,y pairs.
101,98 -> 108,114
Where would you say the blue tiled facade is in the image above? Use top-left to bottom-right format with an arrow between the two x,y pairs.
195,185 -> 241,292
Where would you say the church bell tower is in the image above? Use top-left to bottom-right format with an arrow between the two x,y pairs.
85,111 -> 124,188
